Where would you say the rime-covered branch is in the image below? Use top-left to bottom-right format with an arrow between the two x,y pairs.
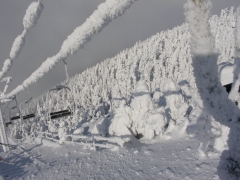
0,1 -> 43,81
5,0 -> 138,99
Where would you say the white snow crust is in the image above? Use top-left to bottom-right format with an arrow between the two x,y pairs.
218,62 -> 234,86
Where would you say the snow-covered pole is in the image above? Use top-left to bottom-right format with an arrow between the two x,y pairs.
62,60 -> 69,83
229,7 -> 240,102
4,0 -> 138,99
185,0 -> 240,178
0,1 -> 43,81
0,105 -> 9,152
236,7 -> 240,71
0,77 -> 12,151
184,0 -> 240,127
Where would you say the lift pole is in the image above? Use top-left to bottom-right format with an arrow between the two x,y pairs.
0,77 -> 12,152
0,104 -> 9,152
62,59 -> 69,83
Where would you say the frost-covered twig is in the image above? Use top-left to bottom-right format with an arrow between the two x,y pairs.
5,0 -> 138,99
0,1 -> 43,82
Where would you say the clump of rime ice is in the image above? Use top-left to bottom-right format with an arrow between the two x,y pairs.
23,1 -> 43,29
109,80 -> 168,140
0,1 -> 43,81
7,0 -> 138,98
9,31 -> 27,59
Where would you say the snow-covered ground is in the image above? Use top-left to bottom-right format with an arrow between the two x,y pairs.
1,1 -> 239,179
0,134 -> 221,180
0,77 -> 230,179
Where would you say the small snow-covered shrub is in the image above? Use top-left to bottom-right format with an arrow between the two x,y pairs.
109,101 -> 132,139
162,79 -> 189,121
160,79 -> 189,137
143,108 -> 166,139
58,121 -> 69,142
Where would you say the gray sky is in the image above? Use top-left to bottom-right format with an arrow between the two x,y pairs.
0,0 -> 239,103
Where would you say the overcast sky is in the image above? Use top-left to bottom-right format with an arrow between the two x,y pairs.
0,0 -> 239,103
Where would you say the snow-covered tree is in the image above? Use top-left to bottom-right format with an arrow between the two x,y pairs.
129,80 -> 154,136
109,100 -> 132,139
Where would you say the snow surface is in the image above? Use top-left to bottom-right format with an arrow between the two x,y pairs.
0,135 -> 222,180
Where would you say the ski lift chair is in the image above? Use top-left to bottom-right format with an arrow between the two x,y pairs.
48,85 -> 74,120
0,97 -> 16,127
20,97 -> 36,120
19,88 -> 36,120
8,97 -> 22,121
9,106 -> 21,121
5,121 -> 12,127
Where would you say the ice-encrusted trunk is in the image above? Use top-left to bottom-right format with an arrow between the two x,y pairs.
229,8 -> 240,104
185,0 -> 240,178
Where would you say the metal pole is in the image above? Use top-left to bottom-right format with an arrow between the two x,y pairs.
0,104 -> 9,152
62,60 -> 69,83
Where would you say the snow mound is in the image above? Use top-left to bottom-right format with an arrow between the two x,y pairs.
91,116 -> 110,137
34,137 -> 60,148
218,62 -> 234,86
134,81 -> 149,93
144,108 -> 166,139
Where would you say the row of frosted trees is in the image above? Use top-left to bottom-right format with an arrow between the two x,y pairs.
17,7 -> 236,137
35,8 -> 235,114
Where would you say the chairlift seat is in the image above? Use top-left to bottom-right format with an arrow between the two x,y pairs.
50,110 -> 72,120
22,113 -> 35,120
48,82 -> 75,120
10,116 -> 20,121
50,110 -> 70,116
5,122 -> 12,127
